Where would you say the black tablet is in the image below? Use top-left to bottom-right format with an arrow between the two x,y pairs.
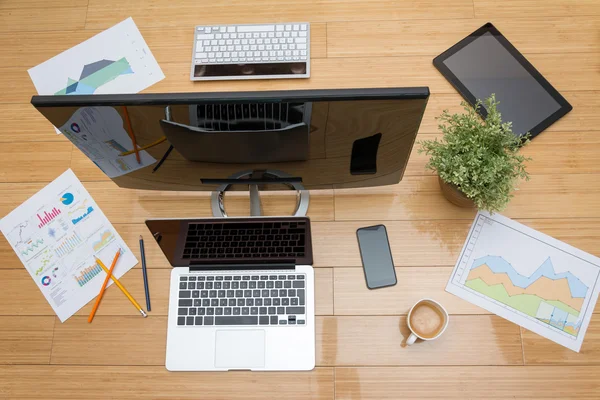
433,22 -> 572,139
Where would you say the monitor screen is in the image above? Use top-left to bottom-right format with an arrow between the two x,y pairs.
32,88 -> 429,191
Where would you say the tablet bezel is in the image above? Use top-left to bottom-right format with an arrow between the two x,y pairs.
433,22 -> 572,139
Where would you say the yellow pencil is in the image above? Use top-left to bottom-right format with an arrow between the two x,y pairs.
119,136 -> 167,156
94,256 -> 147,318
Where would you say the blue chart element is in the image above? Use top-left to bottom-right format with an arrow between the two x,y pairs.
470,255 -> 589,298
60,192 -> 74,205
41,276 -> 51,286
71,206 -> 95,225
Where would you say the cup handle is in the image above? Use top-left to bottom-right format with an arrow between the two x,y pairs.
406,333 -> 418,346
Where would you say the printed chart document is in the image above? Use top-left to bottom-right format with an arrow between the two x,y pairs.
59,107 -> 156,178
0,170 -> 138,322
447,211 -> 600,352
28,17 -> 164,133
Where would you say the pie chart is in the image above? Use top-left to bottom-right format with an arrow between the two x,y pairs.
60,192 -> 74,205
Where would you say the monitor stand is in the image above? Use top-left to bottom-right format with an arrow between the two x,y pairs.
209,170 -> 309,218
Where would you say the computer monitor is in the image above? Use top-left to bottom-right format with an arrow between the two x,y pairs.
31,87 -> 429,192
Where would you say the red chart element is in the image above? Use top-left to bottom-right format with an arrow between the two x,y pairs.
37,207 -> 61,228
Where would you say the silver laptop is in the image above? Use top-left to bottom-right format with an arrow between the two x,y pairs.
146,217 -> 315,371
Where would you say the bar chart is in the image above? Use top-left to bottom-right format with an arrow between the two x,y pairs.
74,263 -> 103,287
54,232 -> 82,257
37,207 -> 61,228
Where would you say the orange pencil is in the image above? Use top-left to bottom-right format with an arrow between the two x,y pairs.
88,248 -> 121,323
122,106 -> 141,164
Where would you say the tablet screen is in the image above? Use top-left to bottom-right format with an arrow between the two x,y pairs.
442,32 -> 562,136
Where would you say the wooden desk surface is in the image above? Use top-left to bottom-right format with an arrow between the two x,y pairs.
1,1 -> 600,398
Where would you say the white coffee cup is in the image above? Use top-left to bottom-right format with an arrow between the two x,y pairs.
406,298 -> 449,345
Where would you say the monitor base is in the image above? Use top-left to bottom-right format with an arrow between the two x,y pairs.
211,170 -> 309,218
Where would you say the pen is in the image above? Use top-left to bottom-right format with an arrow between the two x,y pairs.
139,235 -> 151,311
95,256 -> 147,318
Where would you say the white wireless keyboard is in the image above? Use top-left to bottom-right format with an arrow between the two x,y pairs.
191,23 -> 310,81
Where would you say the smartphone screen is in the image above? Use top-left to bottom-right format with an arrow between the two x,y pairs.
356,225 -> 397,289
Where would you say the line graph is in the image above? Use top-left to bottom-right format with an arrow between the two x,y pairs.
447,212 -> 600,352
465,256 -> 586,336
20,238 -> 44,256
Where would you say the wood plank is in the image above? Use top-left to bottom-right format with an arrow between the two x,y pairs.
4,53 -> 598,104
51,315 -> 521,366
0,0 -> 86,8
0,6 -> 87,33
0,365 -> 334,400
408,131 -> 600,176
317,315 -> 523,366
311,219 -> 600,267
0,181 -> 334,224
0,23 -> 327,70
0,316 -> 54,364
522,317 -> 600,365
334,267 -> 484,315
335,366 -> 600,399
334,174 -> 600,221
474,0 -> 600,18
0,104 -> 67,143
419,92 -> 600,134
327,17 -> 600,58
0,267 -> 334,316
85,0 -> 474,29
0,142 -> 72,183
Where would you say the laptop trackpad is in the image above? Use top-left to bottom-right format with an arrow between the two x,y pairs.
215,330 -> 266,369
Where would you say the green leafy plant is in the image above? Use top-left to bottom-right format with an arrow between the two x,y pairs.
418,95 -> 531,212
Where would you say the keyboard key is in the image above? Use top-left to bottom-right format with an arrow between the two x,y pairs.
219,299 -> 227,306
207,276 -> 215,281
277,307 -> 285,315
198,308 -> 205,315
260,316 -> 269,325
286,307 -> 305,314
238,25 -> 275,32
186,316 -> 194,325
177,317 -> 185,325
179,291 -> 191,298
179,299 -> 192,307
210,290 -> 217,298
178,308 -> 188,316
201,291 -> 208,298
224,307 -> 232,315
298,319 -> 305,325
251,307 -> 258,315
282,298 -> 290,306
204,316 -> 214,325
211,299 -> 218,306
264,298 -> 272,306
216,308 -> 223,315
268,307 -> 276,314
207,308 -> 215,315
195,316 -> 203,325
242,307 -> 250,315
192,290 -> 199,298
273,298 -> 281,306
253,290 -> 261,297
246,299 -> 254,307
180,277 -> 188,281
194,299 -> 202,307
240,282 -> 248,289
249,281 -> 256,289
293,281 -> 305,288
179,282 -> 187,289
203,299 -> 210,307
259,307 -> 267,315
279,320 -> 287,325
284,281 -> 291,288
270,316 -> 279,324
215,316 -> 258,325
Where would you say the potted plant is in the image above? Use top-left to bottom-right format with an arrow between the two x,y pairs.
418,95 -> 530,212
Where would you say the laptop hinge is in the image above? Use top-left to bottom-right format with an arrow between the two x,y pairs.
189,262 -> 296,272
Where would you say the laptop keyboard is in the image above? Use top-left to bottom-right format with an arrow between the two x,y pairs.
177,273 -> 306,327
183,220 -> 308,260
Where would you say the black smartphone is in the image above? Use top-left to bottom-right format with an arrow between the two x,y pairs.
356,224 -> 397,289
